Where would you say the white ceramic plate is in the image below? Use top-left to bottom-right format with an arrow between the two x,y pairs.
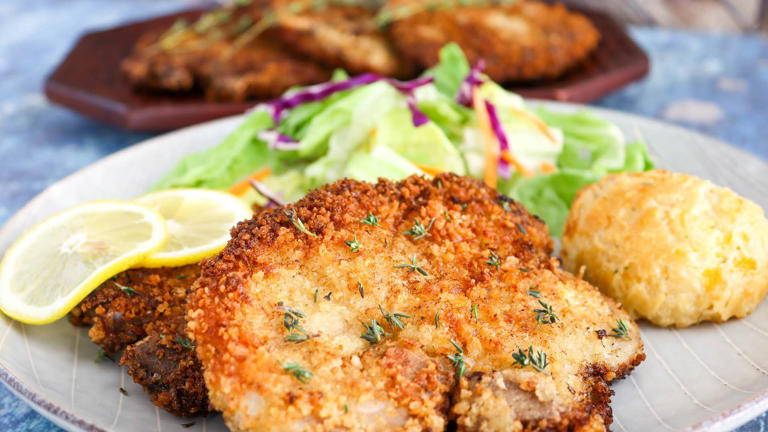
1,102 -> 767,432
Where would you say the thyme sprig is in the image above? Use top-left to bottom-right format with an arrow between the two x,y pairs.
534,300 -> 558,325
403,218 -> 435,240
609,319 -> 630,338
283,362 -> 312,383
279,303 -> 309,342
394,255 -> 429,276
527,288 -> 541,298
361,213 -> 379,226
176,335 -> 196,350
379,305 -> 410,330
345,235 -> 361,252
512,346 -> 549,372
361,319 -> 387,344
284,209 -> 317,238
115,282 -> 139,296
486,250 -> 501,270
447,339 -> 466,378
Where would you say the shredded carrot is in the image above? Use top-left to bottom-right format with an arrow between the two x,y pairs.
473,91 -> 498,189
228,167 -> 272,196
540,161 -> 557,174
414,163 -> 443,176
500,151 -> 535,178
507,107 -> 558,145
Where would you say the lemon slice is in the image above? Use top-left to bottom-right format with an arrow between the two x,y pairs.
0,201 -> 167,324
135,189 -> 252,268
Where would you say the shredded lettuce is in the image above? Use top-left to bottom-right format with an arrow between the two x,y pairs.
154,43 -> 654,238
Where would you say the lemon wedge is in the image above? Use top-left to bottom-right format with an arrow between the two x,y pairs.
0,201 -> 168,324
135,189 -> 252,268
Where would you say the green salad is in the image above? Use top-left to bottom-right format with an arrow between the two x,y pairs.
154,44 -> 653,236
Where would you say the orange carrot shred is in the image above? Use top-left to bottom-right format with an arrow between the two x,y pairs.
507,107 -> 558,145
229,167 -> 272,196
414,163 -> 443,176
500,151 -> 535,178
540,161 -> 557,174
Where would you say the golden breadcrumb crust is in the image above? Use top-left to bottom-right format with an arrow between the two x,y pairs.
387,0 -> 600,82
188,174 -> 643,431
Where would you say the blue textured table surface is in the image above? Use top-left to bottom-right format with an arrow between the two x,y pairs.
1,1 -> 767,431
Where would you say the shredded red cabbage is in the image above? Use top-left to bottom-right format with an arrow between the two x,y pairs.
255,74 -> 434,129
257,130 -> 300,150
484,100 -> 511,179
457,59 -> 486,107
248,179 -> 286,207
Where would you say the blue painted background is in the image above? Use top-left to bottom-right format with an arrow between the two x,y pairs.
0,0 -> 767,430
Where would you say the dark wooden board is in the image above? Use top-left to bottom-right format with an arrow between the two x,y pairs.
45,6 -> 649,131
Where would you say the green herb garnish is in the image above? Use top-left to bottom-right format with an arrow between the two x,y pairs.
283,362 -> 312,383
447,339 -> 466,378
358,280 -> 364,298
609,319 -> 630,339
486,251 -> 501,270
361,319 -> 387,344
176,335 -> 195,350
361,213 -> 379,226
512,346 -> 548,373
435,311 -> 440,328
285,209 -> 317,238
444,210 -> 451,221
115,283 -> 139,296
534,300 -> 557,325
379,305 -> 410,329
394,255 -> 429,276
94,349 -> 114,363
472,304 -> 479,320
403,218 -> 435,240
345,235 -> 361,252
527,288 -> 540,298
515,223 -> 527,235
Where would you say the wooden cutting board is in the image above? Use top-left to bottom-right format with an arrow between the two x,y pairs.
44,7 -> 649,131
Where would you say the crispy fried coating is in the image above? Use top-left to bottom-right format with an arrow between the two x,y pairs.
268,3 -> 415,78
70,265 -> 199,354
387,0 -> 601,82
121,7 -> 332,101
187,173 -> 644,432
120,316 -> 210,417
70,264 -> 209,417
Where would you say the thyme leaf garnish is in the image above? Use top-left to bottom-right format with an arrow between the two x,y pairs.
519,267 -> 530,273
279,303 -> 308,341
283,362 -> 312,383
284,209 -> 317,238
361,319 -> 387,344
94,349 -> 114,363
486,250 -> 501,270
515,222 -> 527,235
176,335 -> 195,350
512,346 -> 549,372
472,304 -> 479,320
176,274 -> 190,280
379,305 -> 410,329
435,311 -> 440,328
608,319 -> 630,338
115,282 -> 139,296
403,218 -> 435,240
361,213 -> 379,226
345,235 -> 361,252
527,288 -> 541,298
534,300 -> 558,325
444,210 -> 451,221
358,280 -> 364,298
499,200 -> 511,212
394,255 -> 429,276
314,289 -> 318,303
447,339 -> 466,378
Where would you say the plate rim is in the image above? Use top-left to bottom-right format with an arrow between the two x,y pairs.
1,104 -> 766,432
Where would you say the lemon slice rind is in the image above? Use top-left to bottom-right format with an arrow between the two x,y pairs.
0,201 -> 167,324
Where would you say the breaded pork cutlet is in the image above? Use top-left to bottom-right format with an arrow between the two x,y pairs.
121,6 -> 331,101
386,0 -> 600,82
267,2 -> 415,78
187,173 -> 644,431
69,265 -> 210,417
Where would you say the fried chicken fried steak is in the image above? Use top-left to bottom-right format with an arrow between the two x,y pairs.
387,0 -> 601,82
69,265 -> 210,417
188,174 -> 644,431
